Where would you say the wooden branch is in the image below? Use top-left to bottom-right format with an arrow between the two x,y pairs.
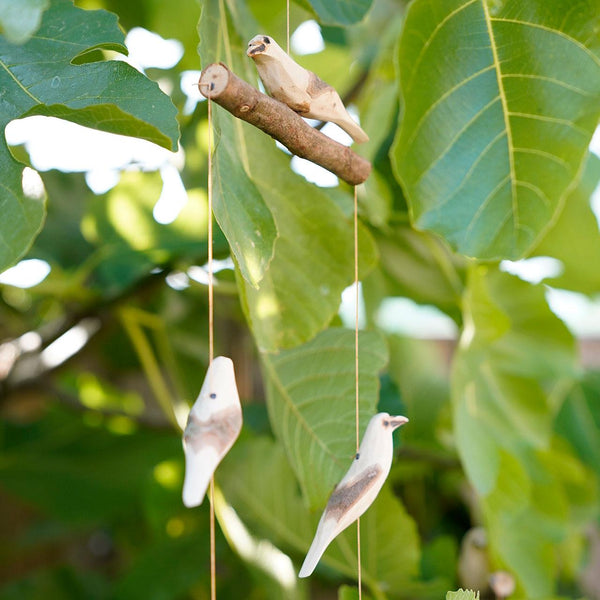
198,63 -> 371,186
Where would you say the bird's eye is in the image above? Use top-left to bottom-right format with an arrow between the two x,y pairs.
355,453 -> 360,460
263,36 -> 270,44
210,393 -> 217,399
383,420 -> 390,427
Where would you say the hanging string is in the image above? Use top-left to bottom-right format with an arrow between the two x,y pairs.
207,95 -> 217,600
286,0 -> 290,54
354,184 -> 362,598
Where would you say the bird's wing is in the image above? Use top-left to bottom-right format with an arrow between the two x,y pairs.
302,80 -> 369,143
255,58 -> 312,112
326,464 -> 382,527
182,407 -> 242,507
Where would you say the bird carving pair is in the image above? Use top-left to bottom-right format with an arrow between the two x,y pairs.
182,356 -> 408,577
183,36 -> 401,579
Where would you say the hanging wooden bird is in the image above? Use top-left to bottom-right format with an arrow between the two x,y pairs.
247,34 -> 369,144
182,356 -> 243,508
298,412 -> 408,577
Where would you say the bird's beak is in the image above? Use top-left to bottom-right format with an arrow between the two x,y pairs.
246,42 -> 265,57
389,415 -> 409,430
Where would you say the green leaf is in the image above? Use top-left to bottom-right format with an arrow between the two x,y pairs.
219,435 -> 420,596
0,0 -> 179,273
238,182 -> 378,351
305,0 -> 373,26
198,0 -> 277,287
374,225 -> 465,323
446,590 -> 479,600
392,0 -> 600,260
0,0 -> 49,43
387,335 -> 450,449
556,372 -> 600,477
532,153 -> 600,294
262,327 -> 388,508
453,266 -> 576,493
452,266 -> 598,596
212,112 -> 278,288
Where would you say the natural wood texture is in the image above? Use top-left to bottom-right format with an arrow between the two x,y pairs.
198,63 -> 371,186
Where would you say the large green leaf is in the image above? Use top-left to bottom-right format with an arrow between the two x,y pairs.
238,182 -> 378,351
387,335 -> 449,450
556,371 -> 600,477
452,266 -> 597,596
532,153 -> 600,294
262,328 -> 388,508
0,0 -> 179,274
453,266 -> 576,493
392,0 -> 600,260
212,111 -> 278,288
198,0 -> 278,288
219,435 -> 420,597
374,225 -> 465,323
199,0 -> 378,349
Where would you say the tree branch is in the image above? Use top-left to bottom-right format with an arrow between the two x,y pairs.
198,63 -> 371,186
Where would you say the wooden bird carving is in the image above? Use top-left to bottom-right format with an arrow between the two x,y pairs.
299,412 -> 408,577
247,34 -> 369,144
182,356 -> 242,508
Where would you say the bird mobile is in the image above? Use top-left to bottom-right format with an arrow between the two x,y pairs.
299,413 -> 409,577
182,356 -> 243,508
191,21 -> 392,599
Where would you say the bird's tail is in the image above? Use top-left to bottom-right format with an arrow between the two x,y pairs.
298,521 -> 335,578
333,116 -> 369,144
182,448 -> 213,508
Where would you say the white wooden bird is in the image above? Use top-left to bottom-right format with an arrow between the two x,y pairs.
298,412 -> 408,577
247,34 -> 369,144
182,356 -> 243,508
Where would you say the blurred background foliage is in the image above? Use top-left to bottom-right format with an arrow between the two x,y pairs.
1,0 -> 600,599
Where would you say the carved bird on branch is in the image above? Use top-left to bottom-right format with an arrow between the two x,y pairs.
247,35 -> 369,144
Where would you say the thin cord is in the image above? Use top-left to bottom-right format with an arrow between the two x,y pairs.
354,185 -> 362,598
207,100 -> 214,367
286,0 -> 290,54
354,185 -> 359,454
207,96 -> 217,600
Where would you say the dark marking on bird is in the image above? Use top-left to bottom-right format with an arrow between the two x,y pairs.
210,393 -> 217,399
185,407 -> 242,453
326,465 -> 382,519
306,72 -> 330,97
263,36 -> 270,44
355,453 -> 360,460
249,43 -> 266,55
